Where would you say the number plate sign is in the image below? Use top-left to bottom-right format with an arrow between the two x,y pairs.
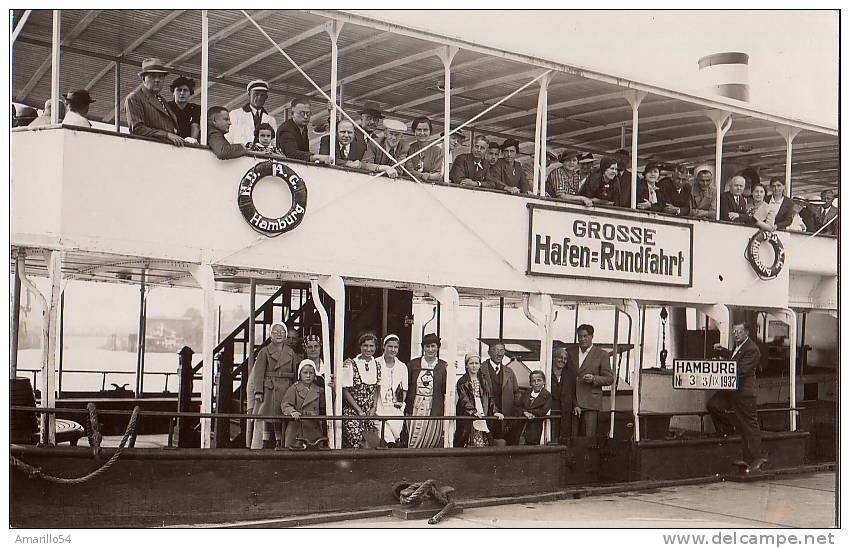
672,360 -> 738,390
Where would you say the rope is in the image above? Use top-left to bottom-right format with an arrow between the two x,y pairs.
392,479 -> 458,525
11,406 -> 141,485
85,402 -> 103,460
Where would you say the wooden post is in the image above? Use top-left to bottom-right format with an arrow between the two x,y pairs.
58,290 -> 65,396
215,345 -> 233,448
200,10 -> 209,146
114,60 -> 121,132
10,251 -> 24,379
42,250 -> 62,445
50,11 -> 60,125
175,346 -> 195,448
245,278 -> 256,448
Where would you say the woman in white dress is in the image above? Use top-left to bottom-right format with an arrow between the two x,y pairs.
375,334 -> 408,447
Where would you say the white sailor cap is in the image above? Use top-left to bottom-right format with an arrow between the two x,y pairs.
247,79 -> 270,93
382,118 -> 407,132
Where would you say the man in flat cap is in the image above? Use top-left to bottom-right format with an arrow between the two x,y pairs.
61,90 -> 95,128
227,79 -> 276,146
124,58 -> 183,146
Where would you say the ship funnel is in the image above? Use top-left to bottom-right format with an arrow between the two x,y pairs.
698,52 -> 750,102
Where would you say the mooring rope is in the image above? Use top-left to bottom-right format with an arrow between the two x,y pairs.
11,406 -> 140,485
393,479 -> 457,524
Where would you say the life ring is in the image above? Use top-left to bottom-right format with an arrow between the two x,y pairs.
237,160 -> 308,237
745,230 -> 785,280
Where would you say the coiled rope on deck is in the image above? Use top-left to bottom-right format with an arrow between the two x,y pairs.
393,479 -> 458,525
11,406 -> 141,485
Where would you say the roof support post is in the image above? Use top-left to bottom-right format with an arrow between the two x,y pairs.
245,278 -> 256,447
50,10 -> 61,125
626,91 -> 647,209
327,20 -> 344,165
316,275 -> 345,449
428,286 -> 459,447
438,46 -> 458,184
10,250 -> 24,379
776,309 -> 798,431
523,294 -> 555,443
778,126 -> 801,197
621,299 -> 641,443
310,277 -> 339,448
200,10 -> 210,146
189,264 -> 216,448
113,60 -> 121,132
707,111 -> 732,221
134,270 -> 147,397
533,72 -> 551,196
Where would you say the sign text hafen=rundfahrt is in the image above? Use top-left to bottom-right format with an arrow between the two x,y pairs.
527,206 -> 693,286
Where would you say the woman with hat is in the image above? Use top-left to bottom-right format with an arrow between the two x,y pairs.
61,90 -> 95,128
404,333 -> 448,449
341,333 -> 382,448
493,138 -> 530,194
167,76 -> 201,141
375,334 -> 408,447
280,359 -> 327,450
636,162 -> 664,211
247,322 -> 297,449
124,58 -> 184,147
454,353 -> 502,448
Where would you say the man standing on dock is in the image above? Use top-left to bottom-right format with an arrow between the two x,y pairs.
708,322 -> 767,473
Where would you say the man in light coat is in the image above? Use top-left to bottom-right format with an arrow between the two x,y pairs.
227,80 -> 276,146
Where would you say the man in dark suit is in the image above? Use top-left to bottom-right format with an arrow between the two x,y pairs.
124,58 -> 184,147
571,324 -> 614,438
482,341 -> 521,442
659,171 -> 693,217
816,189 -> 839,235
720,175 -> 749,223
317,119 -> 366,168
450,135 -> 490,187
707,321 -> 767,473
276,98 -> 316,162
767,177 -> 795,230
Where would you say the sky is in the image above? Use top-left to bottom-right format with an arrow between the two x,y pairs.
352,9 -> 838,128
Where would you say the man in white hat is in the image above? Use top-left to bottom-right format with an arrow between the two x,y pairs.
690,165 -> 717,219
362,118 -> 408,178
124,58 -> 184,146
226,79 -> 276,146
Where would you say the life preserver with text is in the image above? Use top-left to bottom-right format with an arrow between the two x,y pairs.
237,161 -> 308,237
745,230 -> 785,280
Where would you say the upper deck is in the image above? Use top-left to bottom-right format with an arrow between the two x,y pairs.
10,126 -> 836,311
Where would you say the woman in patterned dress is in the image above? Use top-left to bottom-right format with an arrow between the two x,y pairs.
454,353 -> 503,447
403,333 -> 448,448
341,333 -> 381,448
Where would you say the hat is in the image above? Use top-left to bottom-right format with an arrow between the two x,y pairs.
643,162 -> 661,175
138,58 -> 170,78
559,149 -> 580,162
247,79 -> 269,93
271,322 -> 288,335
441,130 -> 467,142
421,333 -> 440,346
500,137 -> 520,151
297,359 -> 317,380
382,118 -> 406,132
62,90 -> 95,107
578,152 -> 595,164
694,164 -> 714,178
361,100 -> 384,119
383,334 -> 400,346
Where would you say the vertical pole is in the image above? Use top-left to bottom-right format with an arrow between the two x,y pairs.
779,126 -> 800,197
135,271 -> 147,397
58,290 -> 64,395
430,287 -> 459,448
623,300 -> 641,444
707,111 -> 732,221
381,288 -> 389,339
784,309 -> 798,432
50,10 -> 61,125
608,307 -> 620,439
200,10 -> 209,146
10,251 -> 24,379
311,278 -> 337,447
478,299 -> 483,358
328,21 -> 343,165
188,264 -> 216,448
626,91 -> 646,210
498,297 -> 505,340
246,278 -> 256,447
113,61 -> 121,132
175,346 -> 194,448
532,73 -> 550,195
217,305 -> 222,343
42,251 -> 62,445
440,46 -> 458,184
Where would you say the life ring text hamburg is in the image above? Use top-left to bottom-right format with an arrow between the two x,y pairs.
745,230 -> 785,280
237,161 -> 308,237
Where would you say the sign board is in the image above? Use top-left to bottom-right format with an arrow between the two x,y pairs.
527,205 -> 693,286
672,360 -> 738,390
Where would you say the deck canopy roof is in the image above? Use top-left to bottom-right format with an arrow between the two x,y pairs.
12,9 -> 838,196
